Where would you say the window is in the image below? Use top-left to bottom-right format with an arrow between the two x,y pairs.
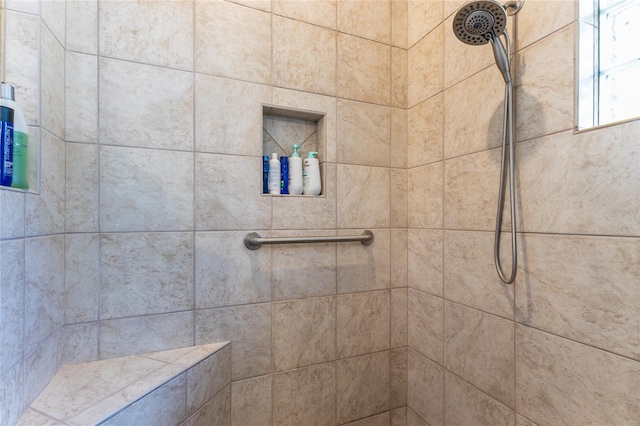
578,0 -> 640,129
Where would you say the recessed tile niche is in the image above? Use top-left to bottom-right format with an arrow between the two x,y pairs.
262,105 -> 326,197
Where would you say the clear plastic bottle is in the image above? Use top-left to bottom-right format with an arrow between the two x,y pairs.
302,152 -> 321,196
288,144 -> 303,195
268,153 -> 281,195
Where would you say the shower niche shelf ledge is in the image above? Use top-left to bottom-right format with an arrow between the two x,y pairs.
262,104 -> 327,197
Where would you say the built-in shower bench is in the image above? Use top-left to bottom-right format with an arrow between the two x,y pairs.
15,342 -> 231,426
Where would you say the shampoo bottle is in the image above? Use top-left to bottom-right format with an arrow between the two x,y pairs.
268,153 -> 281,195
302,151 -> 321,196
0,104 -> 14,187
288,144 -> 303,195
0,83 -> 28,189
280,156 -> 289,194
262,155 -> 269,194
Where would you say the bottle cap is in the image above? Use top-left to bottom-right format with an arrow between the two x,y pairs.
271,153 -> 278,160
291,144 -> 301,157
0,82 -> 15,101
306,152 -> 318,159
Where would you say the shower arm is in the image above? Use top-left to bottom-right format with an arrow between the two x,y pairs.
503,0 -> 524,15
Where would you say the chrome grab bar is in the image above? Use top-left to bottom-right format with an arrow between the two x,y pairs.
243,230 -> 374,250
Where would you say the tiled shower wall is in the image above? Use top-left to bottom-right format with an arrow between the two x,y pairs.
2,0 -> 410,425
406,1 -> 640,425
0,1 -> 66,425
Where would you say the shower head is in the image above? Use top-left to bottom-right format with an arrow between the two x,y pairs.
453,0 -> 507,46
452,0 -> 512,83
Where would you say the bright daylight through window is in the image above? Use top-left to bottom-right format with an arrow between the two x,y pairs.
578,0 -> 640,129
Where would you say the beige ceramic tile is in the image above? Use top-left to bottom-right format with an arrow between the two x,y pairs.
408,0 -> 443,47
338,33 -> 391,105
195,0 -> 271,84
408,93 -> 444,167
392,48 -> 408,109
406,407 -> 429,426
516,414 -> 539,426
64,233 -> 98,324
100,146 -> 193,232
337,164 -> 390,228
337,228 -> 391,293
391,347 -> 407,408
99,58 -> 193,150
443,148 -> 507,231
408,24 -> 443,107
337,291 -> 390,358
443,15 -> 494,89
100,232 -> 194,319
0,240 -> 24,372
517,0 -> 574,49
33,357 -> 165,421
391,288 -> 408,348
41,25 -> 65,140
273,165 -> 338,229
24,236 -> 65,354
65,52 -> 97,144
0,189 -> 24,240
66,0 -> 97,54
408,289 -> 444,365
516,123 -> 640,236
231,376 -> 272,426
271,231 -> 336,300
392,0 -> 408,48
25,131 -> 65,237
391,407 -> 407,426
515,24 -> 574,142
407,349 -> 443,426
390,228 -> 408,288
338,0 -> 390,43
195,74 -> 271,156
407,228 -> 443,296
227,0 -> 272,12
273,0 -> 336,29
41,0 -> 65,46
516,233 -> 640,361
336,351 -> 390,424
195,231 -> 271,308
185,385 -> 231,426
444,0 -> 468,19
516,325 -> 640,425
444,230 -> 514,319
272,363 -> 336,426
272,297 -> 336,371
391,107 -> 408,168
4,11 -> 40,125
337,99 -> 391,167
444,301 -> 514,407
272,88 -> 337,163
408,162 -> 443,229
445,372 -> 515,426
345,412 -> 390,426
100,374 -> 188,426
65,143 -> 98,232
99,311 -> 194,359
195,153 -> 271,231
99,0 -> 193,69
195,304 -> 271,380
186,347 -> 231,415
273,16 -> 336,96
24,330 -> 63,408
443,66 -> 505,159
14,408 -> 61,426
62,323 -> 98,365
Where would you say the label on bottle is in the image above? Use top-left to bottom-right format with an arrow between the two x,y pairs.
0,106 -> 15,187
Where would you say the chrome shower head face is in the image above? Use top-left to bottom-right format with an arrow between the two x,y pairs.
453,0 -> 507,45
